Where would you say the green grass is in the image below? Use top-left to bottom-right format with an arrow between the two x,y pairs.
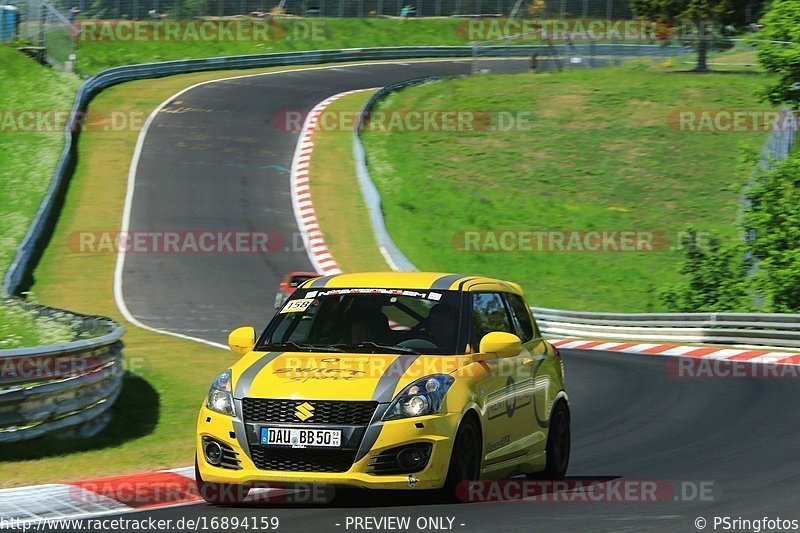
0,303 -> 76,349
360,64 -> 775,312
76,18 -> 473,74
0,47 -> 81,348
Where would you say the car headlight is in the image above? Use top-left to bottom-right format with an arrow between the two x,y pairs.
206,369 -> 236,417
383,374 -> 454,421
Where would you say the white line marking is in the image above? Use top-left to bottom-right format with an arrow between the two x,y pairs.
700,348 -> 746,360
114,84 -> 228,350
619,343 -> 661,353
590,342 -> 623,351
558,340 -> 592,349
657,345 -> 701,356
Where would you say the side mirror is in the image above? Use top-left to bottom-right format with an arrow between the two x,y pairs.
477,332 -> 522,360
228,326 -> 256,355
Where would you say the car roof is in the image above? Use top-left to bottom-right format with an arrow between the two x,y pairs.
298,272 -> 524,295
287,271 -> 319,277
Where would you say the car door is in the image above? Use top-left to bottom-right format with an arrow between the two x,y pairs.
470,291 -> 533,467
505,292 -> 549,454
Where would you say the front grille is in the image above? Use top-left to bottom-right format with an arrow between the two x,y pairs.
242,398 -> 377,425
250,446 -> 357,472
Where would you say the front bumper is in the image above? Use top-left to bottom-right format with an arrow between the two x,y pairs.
196,404 -> 459,490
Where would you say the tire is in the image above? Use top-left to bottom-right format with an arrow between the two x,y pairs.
442,415 -> 482,501
529,400 -> 570,479
195,457 -> 250,505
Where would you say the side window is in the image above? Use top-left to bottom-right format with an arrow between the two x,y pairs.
471,292 -> 514,350
506,293 -> 536,342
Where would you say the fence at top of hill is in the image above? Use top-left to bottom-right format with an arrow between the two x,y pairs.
6,0 -> 774,72
11,0 -> 642,21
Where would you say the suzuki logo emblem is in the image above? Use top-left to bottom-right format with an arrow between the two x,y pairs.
295,402 -> 315,421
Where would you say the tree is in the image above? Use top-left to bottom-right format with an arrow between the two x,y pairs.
754,0 -> 800,109
742,153 -> 800,311
659,229 -> 749,311
630,0 -> 765,71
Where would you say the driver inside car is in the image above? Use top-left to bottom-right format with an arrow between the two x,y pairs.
425,303 -> 458,349
348,303 -> 391,344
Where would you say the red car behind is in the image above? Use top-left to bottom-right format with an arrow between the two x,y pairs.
274,271 -> 320,308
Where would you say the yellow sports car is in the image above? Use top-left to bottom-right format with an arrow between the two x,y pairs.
196,272 -> 569,503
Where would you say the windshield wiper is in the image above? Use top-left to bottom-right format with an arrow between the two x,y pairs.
259,342 -> 342,353
331,342 -> 419,355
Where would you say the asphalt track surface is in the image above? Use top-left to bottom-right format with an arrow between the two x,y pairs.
111,60 -> 800,532
121,59 -> 502,343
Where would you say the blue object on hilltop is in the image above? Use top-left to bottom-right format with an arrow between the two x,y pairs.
0,5 -> 20,41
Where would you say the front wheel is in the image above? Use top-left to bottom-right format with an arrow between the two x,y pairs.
442,415 -> 482,501
195,458 -> 250,505
529,400 -> 570,479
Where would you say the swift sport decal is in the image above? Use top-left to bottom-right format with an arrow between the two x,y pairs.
486,376 -> 534,420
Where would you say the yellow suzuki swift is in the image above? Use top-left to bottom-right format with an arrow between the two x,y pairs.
196,272 -> 569,503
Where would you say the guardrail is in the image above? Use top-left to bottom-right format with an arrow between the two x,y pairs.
353,76 -> 450,272
2,43 -> 687,297
0,300 -> 125,443
532,307 -> 800,348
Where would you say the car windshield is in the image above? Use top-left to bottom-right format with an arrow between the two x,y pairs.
258,288 -> 464,355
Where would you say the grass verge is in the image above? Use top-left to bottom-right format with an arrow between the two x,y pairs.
310,90 -> 391,272
76,18 -> 470,74
351,64 -> 774,312
0,47 -> 81,348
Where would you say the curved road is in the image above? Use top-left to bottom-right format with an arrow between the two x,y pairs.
114,60 -> 800,532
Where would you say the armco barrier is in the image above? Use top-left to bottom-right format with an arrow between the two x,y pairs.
533,307 -> 800,349
353,76 -> 447,272
2,43 -> 689,297
0,300 -> 125,443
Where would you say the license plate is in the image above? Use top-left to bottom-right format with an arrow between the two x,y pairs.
261,427 -> 342,449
